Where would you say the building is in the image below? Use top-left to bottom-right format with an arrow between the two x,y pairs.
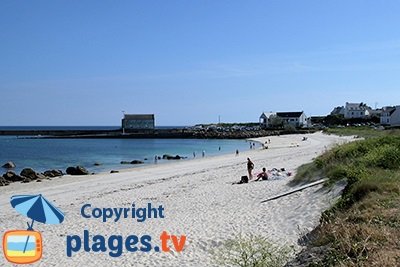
381,106 -> 400,126
330,106 -> 345,116
344,102 -> 371,119
122,114 -> 155,131
259,112 -> 276,128
259,111 -> 308,128
276,111 -> 308,127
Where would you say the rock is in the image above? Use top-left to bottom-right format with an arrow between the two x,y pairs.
76,166 -> 89,175
20,168 -> 44,180
21,177 -> 31,183
66,167 -> 76,175
144,158 -> 148,161
162,154 -> 173,159
121,160 -> 144,164
110,170 -> 119,173
2,161 -> 16,169
94,162 -> 102,166
0,176 -> 10,186
43,169 -> 63,178
66,166 -> 89,175
3,171 -> 24,182
130,160 -> 144,164
162,154 -> 183,160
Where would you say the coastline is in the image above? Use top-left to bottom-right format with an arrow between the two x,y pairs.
0,132 -> 355,266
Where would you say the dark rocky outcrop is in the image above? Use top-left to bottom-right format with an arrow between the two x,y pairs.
20,168 -> 45,180
110,170 -> 119,173
0,176 -> 10,186
121,160 -> 144,164
66,166 -> 89,175
2,161 -> 16,169
162,154 -> 184,160
130,160 -> 144,164
43,169 -> 63,178
3,171 -> 24,182
94,162 -> 102,166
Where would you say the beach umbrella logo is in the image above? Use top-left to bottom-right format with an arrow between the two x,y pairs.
2,194 -> 65,264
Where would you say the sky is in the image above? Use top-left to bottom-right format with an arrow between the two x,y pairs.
1,1 -> 400,126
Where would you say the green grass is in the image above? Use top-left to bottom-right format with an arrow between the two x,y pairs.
324,126 -> 400,138
291,130 -> 400,266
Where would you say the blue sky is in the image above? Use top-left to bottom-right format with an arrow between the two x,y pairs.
1,1 -> 400,126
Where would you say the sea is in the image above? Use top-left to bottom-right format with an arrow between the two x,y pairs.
0,126 -> 256,174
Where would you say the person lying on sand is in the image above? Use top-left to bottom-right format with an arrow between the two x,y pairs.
255,168 -> 268,181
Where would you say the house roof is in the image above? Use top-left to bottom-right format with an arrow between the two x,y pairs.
345,102 -> 370,110
124,114 -> 154,120
387,108 -> 396,115
331,106 -> 345,115
260,112 -> 276,118
276,112 -> 304,118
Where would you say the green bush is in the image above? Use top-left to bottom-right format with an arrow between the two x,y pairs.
361,144 -> 400,169
212,234 -> 292,267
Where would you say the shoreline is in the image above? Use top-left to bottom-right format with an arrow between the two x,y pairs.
0,132 -> 355,266
0,137 -> 254,176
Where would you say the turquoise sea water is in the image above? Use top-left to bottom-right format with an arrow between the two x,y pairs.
0,136 -> 255,174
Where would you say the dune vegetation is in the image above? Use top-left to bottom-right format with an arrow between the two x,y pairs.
291,128 -> 400,266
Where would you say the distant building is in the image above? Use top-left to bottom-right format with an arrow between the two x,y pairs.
260,111 -> 307,128
259,112 -> 276,128
344,102 -> 371,119
330,106 -> 345,116
276,111 -> 308,127
122,114 -> 155,131
381,106 -> 400,126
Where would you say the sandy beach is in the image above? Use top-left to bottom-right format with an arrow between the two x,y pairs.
0,132 -> 355,266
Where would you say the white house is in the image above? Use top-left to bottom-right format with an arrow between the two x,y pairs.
344,102 -> 371,119
259,112 -> 276,128
276,111 -> 308,127
380,106 -> 400,126
260,111 -> 308,128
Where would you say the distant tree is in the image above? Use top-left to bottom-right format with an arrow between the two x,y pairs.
325,114 -> 346,126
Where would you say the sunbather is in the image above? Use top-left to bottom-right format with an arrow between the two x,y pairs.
255,167 -> 268,181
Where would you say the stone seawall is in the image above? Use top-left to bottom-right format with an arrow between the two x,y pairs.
0,128 -> 317,139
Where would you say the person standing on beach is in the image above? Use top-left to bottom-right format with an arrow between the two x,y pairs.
236,149 -> 239,156
193,151 -> 196,158
154,155 -> 158,163
247,158 -> 254,179
202,150 -> 205,157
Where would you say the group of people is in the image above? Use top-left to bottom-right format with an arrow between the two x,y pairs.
246,158 -> 268,181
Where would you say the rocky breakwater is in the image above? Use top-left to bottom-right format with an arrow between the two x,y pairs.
187,125 -> 280,139
186,124 -> 316,139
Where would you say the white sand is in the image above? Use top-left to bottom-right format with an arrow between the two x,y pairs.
0,132 -> 355,266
